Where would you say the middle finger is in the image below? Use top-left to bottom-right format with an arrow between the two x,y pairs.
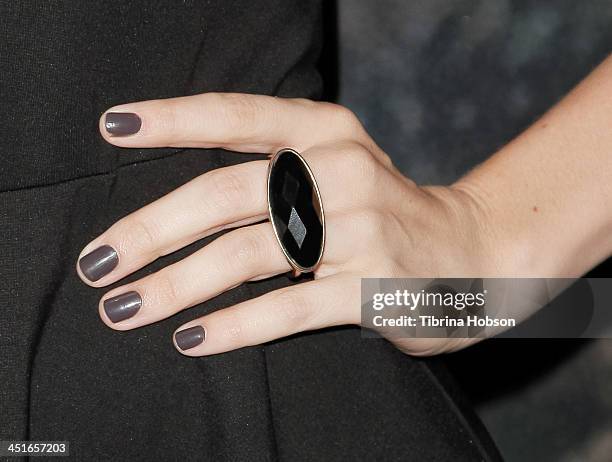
77,141 -> 379,287
97,215 -> 349,330
98,222 -> 289,329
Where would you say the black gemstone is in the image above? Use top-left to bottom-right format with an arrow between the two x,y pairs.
268,149 -> 324,271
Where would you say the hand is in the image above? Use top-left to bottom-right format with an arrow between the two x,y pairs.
76,93 -> 494,356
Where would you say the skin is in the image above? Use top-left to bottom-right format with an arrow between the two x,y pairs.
77,54 -> 612,357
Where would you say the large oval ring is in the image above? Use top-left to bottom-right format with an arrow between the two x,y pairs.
267,148 -> 326,277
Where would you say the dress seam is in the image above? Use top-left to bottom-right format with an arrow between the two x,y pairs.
0,148 -> 190,194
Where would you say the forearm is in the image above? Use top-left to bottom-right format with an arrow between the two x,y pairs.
455,53 -> 612,277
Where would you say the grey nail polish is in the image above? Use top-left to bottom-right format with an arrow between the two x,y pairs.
175,326 -> 206,351
104,291 -> 142,323
105,112 -> 142,136
78,245 -> 118,282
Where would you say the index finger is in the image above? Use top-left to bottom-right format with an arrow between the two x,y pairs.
100,93 -> 366,153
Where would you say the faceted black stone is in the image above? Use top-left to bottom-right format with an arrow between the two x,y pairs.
268,149 -> 324,271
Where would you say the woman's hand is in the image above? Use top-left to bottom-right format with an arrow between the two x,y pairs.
76,93 -> 495,356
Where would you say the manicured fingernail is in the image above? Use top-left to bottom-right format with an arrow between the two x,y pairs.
175,326 -> 206,351
103,291 -> 142,323
105,112 -> 142,136
78,245 -> 118,282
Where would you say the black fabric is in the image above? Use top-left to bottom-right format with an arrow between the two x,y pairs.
0,2 -> 501,460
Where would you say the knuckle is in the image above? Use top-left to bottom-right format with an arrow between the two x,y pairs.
269,288 -> 312,331
350,143 -> 377,170
153,101 -> 179,140
149,271 -> 182,306
218,94 -> 265,138
113,215 -> 160,254
337,142 -> 379,183
225,228 -> 270,271
351,209 -> 387,241
222,310 -> 248,345
324,103 -> 362,132
206,168 -> 246,210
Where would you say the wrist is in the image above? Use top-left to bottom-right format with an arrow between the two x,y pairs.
451,167 -> 612,277
417,183 -> 502,277
448,176 -> 558,278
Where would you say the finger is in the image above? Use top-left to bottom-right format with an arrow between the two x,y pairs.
76,160 -> 269,286
77,141 -> 381,287
97,222 -> 292,330
301,140 -> 388,209
97,212 -> 354,330
172,273 -> 360,356
100,93 -> 368,153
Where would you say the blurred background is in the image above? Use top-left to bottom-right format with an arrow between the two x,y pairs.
334,1 -> 612,460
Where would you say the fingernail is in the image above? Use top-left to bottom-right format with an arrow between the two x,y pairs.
78,245 -> 118,282
175,326 -> 206,351
105,112 -> 142,136
103,291 -> 142,323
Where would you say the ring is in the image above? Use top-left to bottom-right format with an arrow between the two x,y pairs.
267,148 -> 326,277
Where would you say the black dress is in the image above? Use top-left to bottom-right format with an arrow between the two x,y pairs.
0,1 -> 501,460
